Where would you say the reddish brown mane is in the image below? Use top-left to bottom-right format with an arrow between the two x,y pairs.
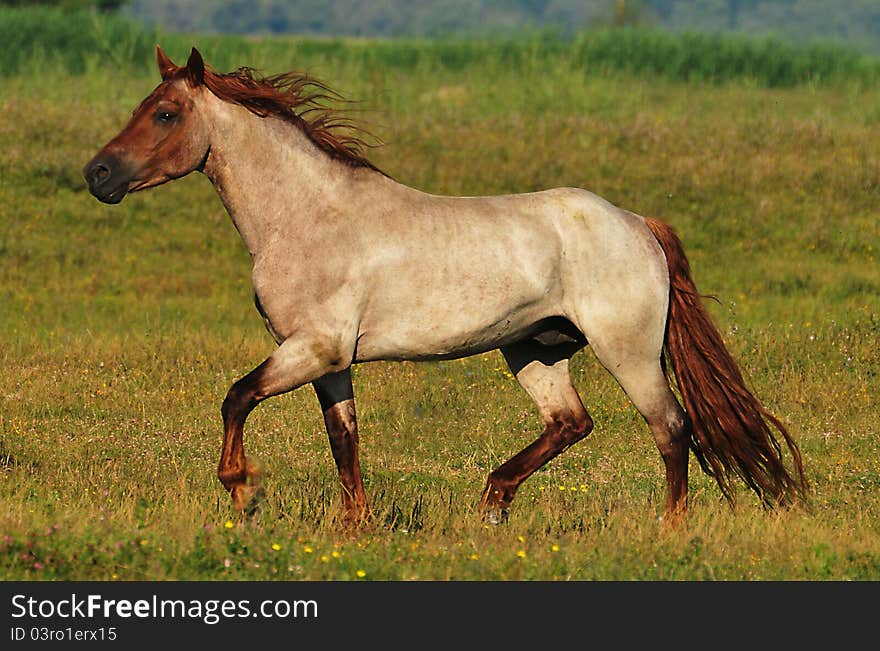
182,66 -> 382,173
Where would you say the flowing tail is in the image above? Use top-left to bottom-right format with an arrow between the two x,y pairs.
645,217 -> 807,507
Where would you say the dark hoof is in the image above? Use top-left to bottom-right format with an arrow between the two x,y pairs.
482,506 -> 508,526
243,486 -> 266,519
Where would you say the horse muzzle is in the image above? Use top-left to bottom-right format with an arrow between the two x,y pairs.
83,153 -> 133,204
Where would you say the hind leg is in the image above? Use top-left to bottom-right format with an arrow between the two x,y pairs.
480,339 -> 592,523
592,342 -> 691,523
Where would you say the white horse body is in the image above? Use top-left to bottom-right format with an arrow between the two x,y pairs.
202,93 -> 668,368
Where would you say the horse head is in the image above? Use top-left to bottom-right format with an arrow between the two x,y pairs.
83,46 -> 211,204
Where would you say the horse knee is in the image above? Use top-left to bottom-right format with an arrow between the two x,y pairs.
221,379 -> 259,422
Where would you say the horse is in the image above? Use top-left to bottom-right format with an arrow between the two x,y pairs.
83,46 -> 807,526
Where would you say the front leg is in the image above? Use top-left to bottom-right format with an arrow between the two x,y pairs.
218,334 -> 351,513
313,368 -> 369,525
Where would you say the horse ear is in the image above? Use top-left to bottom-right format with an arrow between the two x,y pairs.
186,47 -> 205,87
156,45 -> 176,81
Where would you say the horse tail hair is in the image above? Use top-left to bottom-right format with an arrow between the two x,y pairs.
644,217 -> 808,508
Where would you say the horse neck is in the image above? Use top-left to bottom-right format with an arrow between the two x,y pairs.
199,97 -> 365,258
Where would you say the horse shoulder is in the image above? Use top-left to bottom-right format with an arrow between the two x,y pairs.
250,244 -> 363,344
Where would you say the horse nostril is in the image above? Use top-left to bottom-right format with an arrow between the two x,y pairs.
87,162 -> 111,186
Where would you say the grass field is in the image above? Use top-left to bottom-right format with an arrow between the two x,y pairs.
0,11 -> 879,580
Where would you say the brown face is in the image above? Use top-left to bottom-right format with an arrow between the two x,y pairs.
83,47 -> 210,204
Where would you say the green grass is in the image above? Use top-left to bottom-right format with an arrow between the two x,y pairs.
0,11 -> 878,580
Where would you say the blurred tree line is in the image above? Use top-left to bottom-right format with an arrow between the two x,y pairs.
0,0 -> 125,9
3,0 -> 877,52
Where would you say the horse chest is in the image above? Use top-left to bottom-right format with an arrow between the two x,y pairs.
250,254 -> 358,341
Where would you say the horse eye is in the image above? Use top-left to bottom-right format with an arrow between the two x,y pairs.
156,111 -> 177,123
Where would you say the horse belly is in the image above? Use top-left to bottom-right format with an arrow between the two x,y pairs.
355,306 -> 553,362
355,264 -> 561,362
